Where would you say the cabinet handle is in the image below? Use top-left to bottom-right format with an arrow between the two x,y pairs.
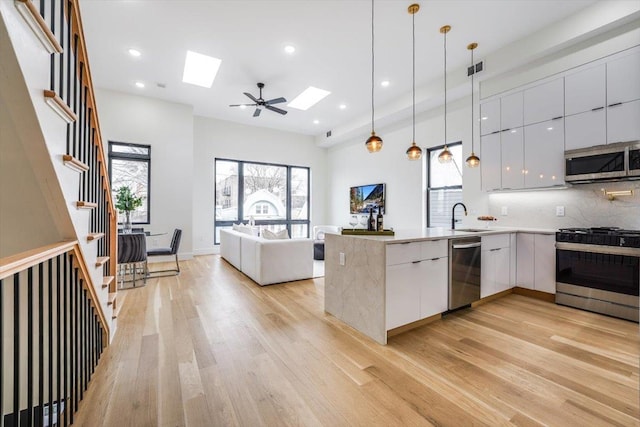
412,260 -> 422,264
608,102 -> 623,107
430,257 -> 441,261
552,116 -> 563,120
491,130 -> 500,134
591,106 -> 604,111
501,128 -> 511,132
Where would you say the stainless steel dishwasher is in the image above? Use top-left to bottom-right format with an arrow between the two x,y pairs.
449,237 -> 482,310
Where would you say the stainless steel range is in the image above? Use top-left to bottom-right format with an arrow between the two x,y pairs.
556,227 -> 640,322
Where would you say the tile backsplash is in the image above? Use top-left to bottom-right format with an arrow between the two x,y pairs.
486,181 -> 640,230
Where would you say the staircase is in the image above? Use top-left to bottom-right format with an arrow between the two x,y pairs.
1,0 -> 117,425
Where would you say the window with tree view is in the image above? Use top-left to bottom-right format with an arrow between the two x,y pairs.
108,141 -> 151,224
214,159 -> 310,244
427,142 -> 463,228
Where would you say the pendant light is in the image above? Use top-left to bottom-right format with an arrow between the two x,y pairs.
465,42 -> 480,167
406,4 -> 422,161
437,25 -> 453,163
365,0 -> 383,153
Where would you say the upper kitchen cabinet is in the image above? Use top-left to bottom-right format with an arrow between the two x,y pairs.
480,98 -> 500,136
607,52 -> 640,105
501,128 -> 525,190
481,133 -> 502,191
523,78 -> 564,125
500,92 -> 524,131
607,99 -> 640,144
524,118 -> 565,188
565,64 -> 606,116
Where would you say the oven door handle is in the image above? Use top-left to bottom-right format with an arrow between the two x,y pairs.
452,242 -> 481,249
556,242 -> 640,257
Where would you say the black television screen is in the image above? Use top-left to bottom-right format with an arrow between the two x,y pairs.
350,183 -> 385,214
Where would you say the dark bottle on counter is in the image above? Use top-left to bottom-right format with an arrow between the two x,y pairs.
368,208 -> 375,231
376,208 -> 383,232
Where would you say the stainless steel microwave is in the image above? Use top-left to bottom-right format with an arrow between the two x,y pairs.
565,141 -> 640,183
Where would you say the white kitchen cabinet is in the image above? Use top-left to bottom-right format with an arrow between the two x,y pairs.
607,99 -> 640,144
607,52 -> 640,105
481,234 -> 512,299
524,119 -> 565,188
480,98 -> 501,136
501,128 -> 525,190
516,233 -> 555,294
385,240 -> 448,330
524,78 -> 564,125
481,133 -> 501,191
565,108 -> 606,150
565,64 -> 606,116
501,92 -> 524,130
509,234 -> 517,286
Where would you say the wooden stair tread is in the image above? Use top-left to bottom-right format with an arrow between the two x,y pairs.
95,256 -> 109,267
87,232 -> 105,242
102,276 -> 114,289
76,201 -> 98,209
107,293 -> 116,305
62,155 -> 89,173
44,90 -> 77,123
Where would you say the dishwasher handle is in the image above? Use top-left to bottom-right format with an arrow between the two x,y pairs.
452,242 -> 481,249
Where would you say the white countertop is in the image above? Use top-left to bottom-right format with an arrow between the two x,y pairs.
335,226 -> 556,244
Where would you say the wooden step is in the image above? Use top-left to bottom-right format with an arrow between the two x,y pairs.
102,276 -> 114,289
108,293 -> 116,306
62,155 -> 89,173
44,90 -> 77,123
15,0 -> 63,54
95,256 -> 109,267
87,232 -> 105,242
76,201 -> 98,209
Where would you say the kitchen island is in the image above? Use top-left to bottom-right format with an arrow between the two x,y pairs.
324,227 -> 555,344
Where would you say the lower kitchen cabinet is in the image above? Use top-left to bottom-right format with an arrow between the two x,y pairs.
386,262 -> 424,329
516,233 -> 556,293
419,257 -> 448,319
481,234 -> 513,298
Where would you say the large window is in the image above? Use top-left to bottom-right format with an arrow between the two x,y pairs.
214,159 -> 310,244
427,142 -> 463,228
108,141 -> 151,224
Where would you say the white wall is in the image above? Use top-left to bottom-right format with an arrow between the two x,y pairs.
193,116 -> 327,255
95,89 -> 194,258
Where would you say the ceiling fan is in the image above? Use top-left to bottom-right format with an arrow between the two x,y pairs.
229,82 -> 288,117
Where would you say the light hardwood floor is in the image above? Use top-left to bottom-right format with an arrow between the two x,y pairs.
75,255 -> 640,426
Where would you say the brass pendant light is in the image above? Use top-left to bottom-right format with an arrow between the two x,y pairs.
437,25 -> 453,163
466,42 -> 480,167
406,4 -> 422,161
365,0 -> 383,153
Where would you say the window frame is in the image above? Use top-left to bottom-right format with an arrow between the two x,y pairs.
214,158 -> 311,244
426,141 -> 463,228
108,141 -> 152,225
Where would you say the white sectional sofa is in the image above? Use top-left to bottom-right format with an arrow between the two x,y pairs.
219,228 -> 314,286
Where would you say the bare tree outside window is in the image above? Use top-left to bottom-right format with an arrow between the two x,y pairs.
109,142 -> 151,224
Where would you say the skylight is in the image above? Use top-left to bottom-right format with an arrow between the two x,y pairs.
288,86 -> 331,110
182,50 -> 221,88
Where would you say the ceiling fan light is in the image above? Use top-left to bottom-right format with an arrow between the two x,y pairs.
406,142 -> 422,160
466,152 -> 480,167
366,132 -> 383,153
438,146 -> 453,163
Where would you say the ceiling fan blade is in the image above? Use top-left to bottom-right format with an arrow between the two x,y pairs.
265,97 -> 286,105
244,92 -> 259,103
265,105 -> 287,115
253,108 -> 261,117
229,103 -> 257,107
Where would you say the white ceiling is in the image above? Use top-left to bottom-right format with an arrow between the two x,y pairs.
80,0 -> 601,141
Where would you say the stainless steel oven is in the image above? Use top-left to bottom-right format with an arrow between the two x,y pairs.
565,141 -> 640,183
555,228 -> 640,322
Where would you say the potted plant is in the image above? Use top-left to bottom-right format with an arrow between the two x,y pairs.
115,185 -> 143,233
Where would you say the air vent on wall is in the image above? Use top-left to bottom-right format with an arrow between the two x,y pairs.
467,60 -> 484,76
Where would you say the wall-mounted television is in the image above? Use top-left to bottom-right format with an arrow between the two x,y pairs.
350,183 -> 385,214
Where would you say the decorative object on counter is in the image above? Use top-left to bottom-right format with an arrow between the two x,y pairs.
115,185 -> 143,233
368,208 -> 376,231
376,208 -> 384,231
365,0 -> 383,153
477,215 -> 497,222
602,188 -> 633,201
465,42 -> 481,168
406,3 -> 422,161
438,25 -> 453,164
341,229 -> 395,236
349,215 -> 358,230
451,202 -> 467,230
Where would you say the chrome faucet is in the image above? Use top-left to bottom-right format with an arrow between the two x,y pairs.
451,202 -> 468,229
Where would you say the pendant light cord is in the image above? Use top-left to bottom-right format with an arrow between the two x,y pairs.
443,28 -> 447,147
471,46 -> 474,153
412,11 -> 415,143
371,0 -> 375,133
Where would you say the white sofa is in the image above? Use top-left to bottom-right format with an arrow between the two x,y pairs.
219,228 -> 314,286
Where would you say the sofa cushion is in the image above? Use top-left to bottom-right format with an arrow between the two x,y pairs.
262,229 -> 290,240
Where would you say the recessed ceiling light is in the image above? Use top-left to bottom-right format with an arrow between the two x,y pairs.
547,127 -> 553,131
288,86 -> 331,110
380,80 -> 390,87
339,104 -> 347,110
182,50 -> 222,88
135,81 -> 145,88
481,116 -> 488,120
313,119 -> 320,124
128,48 -> 141,57
284,45 -> 296,54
